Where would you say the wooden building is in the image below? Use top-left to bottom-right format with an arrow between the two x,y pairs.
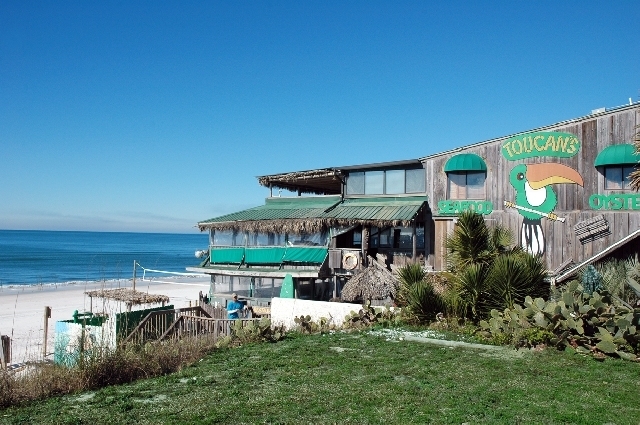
190,103 -> 640,296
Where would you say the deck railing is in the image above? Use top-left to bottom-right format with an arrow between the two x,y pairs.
122,306 -> 211,346
159,316 -> 262,342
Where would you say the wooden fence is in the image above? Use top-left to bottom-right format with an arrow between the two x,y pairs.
123,306 -> 211,346
160,317 -> 262,342
123,306 -> 262,346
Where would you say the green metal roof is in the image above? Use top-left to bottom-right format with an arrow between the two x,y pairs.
444,153 -> 487,172
198,195 -> 428,230
324,196 -> 428,222
594,144 -> 638,167
198,196 -> 342,225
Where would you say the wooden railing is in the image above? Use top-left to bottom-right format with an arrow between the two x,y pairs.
123,306 -> 211,345
160,317 -> 262,342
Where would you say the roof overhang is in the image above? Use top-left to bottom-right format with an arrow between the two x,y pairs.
257,168 -> 343,195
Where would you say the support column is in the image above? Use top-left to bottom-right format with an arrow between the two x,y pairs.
412,222 -> 417,261
362,226 -> 370,267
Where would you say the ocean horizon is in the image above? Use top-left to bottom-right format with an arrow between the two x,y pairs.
0,229 -> 209,286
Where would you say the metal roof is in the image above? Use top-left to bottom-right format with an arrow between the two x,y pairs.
324,196 -> 428,222
197,195 -> 428,230
198,196 -> 342,225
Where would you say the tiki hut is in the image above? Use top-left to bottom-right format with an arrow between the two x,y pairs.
85,288 -> 170,312
340,260 -> 398,303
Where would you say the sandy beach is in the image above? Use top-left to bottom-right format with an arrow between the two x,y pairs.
0,276 -> 211,365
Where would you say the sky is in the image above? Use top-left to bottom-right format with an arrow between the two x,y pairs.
1,1 -> 639,233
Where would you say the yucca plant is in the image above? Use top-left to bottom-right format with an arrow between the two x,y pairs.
483,250 -> 548,314
445,210 -> 548,322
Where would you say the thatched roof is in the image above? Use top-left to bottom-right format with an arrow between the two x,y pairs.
258,168 -> 343,195
85,288 -> 170,305
341,262 -> 398,302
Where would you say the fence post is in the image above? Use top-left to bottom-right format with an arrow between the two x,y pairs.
0,333 -> 6,369
43,306 -> 51,361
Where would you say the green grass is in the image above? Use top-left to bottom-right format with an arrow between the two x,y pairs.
2,330 -> 640,424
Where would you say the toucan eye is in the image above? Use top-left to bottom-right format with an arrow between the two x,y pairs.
517,173 -> 524,180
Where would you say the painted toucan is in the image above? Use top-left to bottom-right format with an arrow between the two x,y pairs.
508,163 -> 583,256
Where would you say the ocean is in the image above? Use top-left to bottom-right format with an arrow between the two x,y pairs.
0,230 -> 209,285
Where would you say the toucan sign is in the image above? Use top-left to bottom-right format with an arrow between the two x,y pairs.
502,131 -> 584,256
502,132 -> 581,160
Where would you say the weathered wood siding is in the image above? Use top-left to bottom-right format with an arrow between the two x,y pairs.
423,105 -> 640,272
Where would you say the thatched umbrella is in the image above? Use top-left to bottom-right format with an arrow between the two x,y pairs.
340,262 -> 398,302
85,288 -> 170,312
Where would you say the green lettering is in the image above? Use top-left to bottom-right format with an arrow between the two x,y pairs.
460,201 -> 470,211
610,195 -> 623,210
589,194 -> 603,210
451,201 -> 460,213
484,201 -> 493,214
632,195 -> 640,210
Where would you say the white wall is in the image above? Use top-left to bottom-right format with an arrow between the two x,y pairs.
270,297 -> 364,330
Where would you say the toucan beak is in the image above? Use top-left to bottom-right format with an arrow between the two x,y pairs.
526,163 -> 584,190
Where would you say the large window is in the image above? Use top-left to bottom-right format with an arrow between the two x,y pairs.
447,171 -> 486,199
604,166 -> 634,190
346,169 -> 425,195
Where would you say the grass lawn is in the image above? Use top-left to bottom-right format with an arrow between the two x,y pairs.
2,329 -> 639,424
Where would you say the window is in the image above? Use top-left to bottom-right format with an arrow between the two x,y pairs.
365,171 -> 384,194
352,230 -> 362,246
447,171 -> 486,199
346,169 -> 425,195
604,166 -> 634,190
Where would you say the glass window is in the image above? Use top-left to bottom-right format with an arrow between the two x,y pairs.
365,171 -> 384,194
379,228 -> 391,246
447,171 -> 485,200
605,166 -> 634,190
346,172 -> 365,195
287,231 -> 328,247
385,170 -> 405,194
347,168 -> 426,195
406,169 -> 425,193
352,230 -> 362,246
212,230 -> 245,246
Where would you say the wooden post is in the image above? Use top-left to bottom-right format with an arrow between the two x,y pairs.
43,306 -> 51,360
0,332 -> 6,370
362,226 -> 370,267
132,260 -> 137,292
412,222 -> 417,261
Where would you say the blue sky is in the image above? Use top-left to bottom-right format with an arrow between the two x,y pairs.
1,1 -> 638,233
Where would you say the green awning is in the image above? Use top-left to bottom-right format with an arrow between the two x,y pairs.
244,247 -> 286,265
282,247 -> 328,264
444,153 -> 487,172
594,144 -> 638,167
209,247 -> 245,264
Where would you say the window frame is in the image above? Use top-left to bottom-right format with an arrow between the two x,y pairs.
604,165 -> 634,190
345,168 -> 425,195
446,171 -> 486,200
